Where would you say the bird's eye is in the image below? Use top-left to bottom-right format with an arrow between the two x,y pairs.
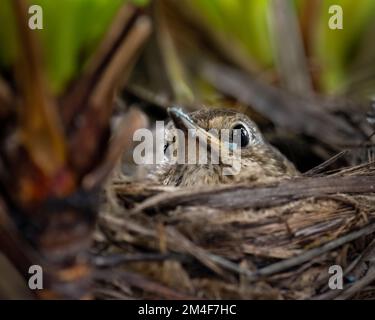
231,123 -> 251,148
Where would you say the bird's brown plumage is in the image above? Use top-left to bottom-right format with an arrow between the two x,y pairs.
151,108 -> 299,186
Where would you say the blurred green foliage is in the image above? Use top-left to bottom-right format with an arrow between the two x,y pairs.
313,0 -> 375,92
184,0 -> 375,94
0,0 -> 148,94
2,0 -> 375,96
187,0 -> 274,68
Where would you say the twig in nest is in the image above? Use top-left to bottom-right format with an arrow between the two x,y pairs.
250,223 -> 375,282
95,269 -> 198,300
181,223 -> 375,284
165,226 -> 229,279
130,175 -> 375,212
93,253 -> 184,268
346,240 -> 375,280
304,151 -> 348,176
99,214 -> 229,279
335,267 -> 375,300
313,238 -> 375,299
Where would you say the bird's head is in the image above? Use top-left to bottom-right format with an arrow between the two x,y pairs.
153,107 -> 298,186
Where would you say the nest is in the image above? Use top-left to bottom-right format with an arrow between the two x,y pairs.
91,160 -> 375,300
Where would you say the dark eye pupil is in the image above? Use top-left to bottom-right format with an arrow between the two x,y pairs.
232,124 -> 250,147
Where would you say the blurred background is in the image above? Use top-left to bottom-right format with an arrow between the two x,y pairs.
126,0 -> 375,172
1,0 -> 375,173
1,0 -> 375,299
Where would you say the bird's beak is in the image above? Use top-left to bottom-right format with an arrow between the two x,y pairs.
167,107 -> 234,158
168,107 -> 198,132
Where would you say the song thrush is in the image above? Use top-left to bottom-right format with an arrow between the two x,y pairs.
150,107 -> 299,186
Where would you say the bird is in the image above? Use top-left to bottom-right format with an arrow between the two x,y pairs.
150,107 -> 299,187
